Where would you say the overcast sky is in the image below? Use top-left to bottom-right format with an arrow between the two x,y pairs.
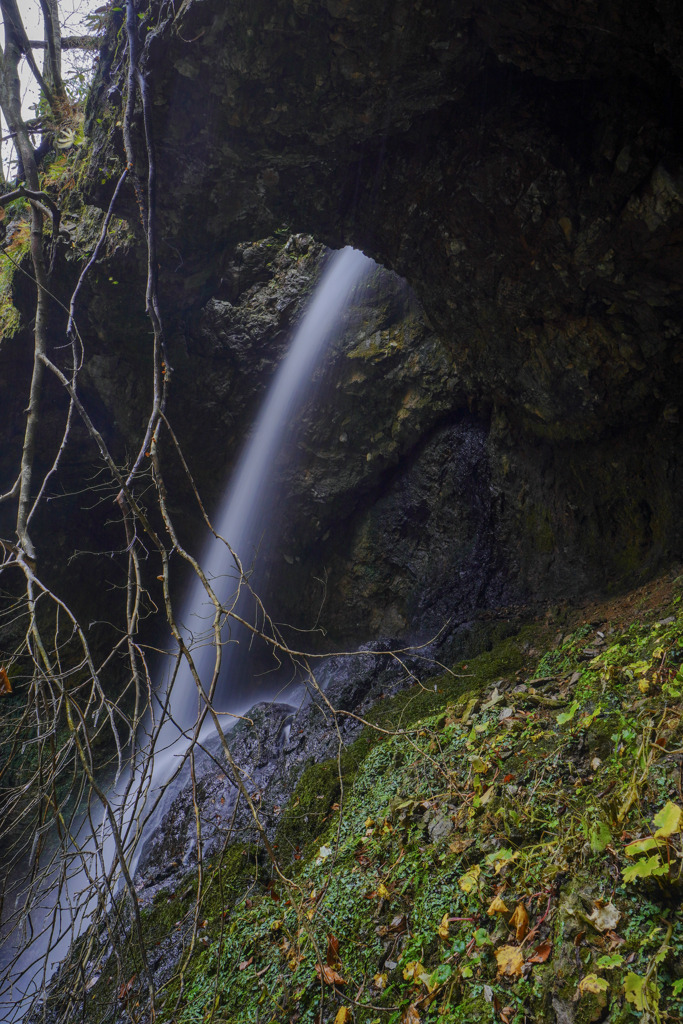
2,0 -> 99,175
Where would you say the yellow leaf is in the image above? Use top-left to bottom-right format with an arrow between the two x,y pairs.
403,961 -> 426,983
334,1008 -> 353,1024
373,973 -> 387,990
653,801 -> 683,838
438,913 -> 450,940
458,865 -> 481,894
509,903 -> 529,942
487,896 -> 509,916
578,974 -> 609,996
495,945 -> 524,977
376,882 -> 390,899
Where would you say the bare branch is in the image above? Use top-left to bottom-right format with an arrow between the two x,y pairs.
27,36 -> 99,52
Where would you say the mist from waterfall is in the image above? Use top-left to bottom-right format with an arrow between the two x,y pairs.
0,245 -> 375,1022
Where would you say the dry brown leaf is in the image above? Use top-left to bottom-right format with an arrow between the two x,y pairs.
587,901 -> 621,934
118,975 -> 137,1000
0,667 -> 12,695
495,945 -> 524,977
527,941 -> 552,964
448,837 -> 475,854
509,903 -> 529,942
334,1008 -> 353,1024
327,932 -> 340,966
238,956 -> 253,971
401,1005 -> 421,1024
316,964 -> 345,986
487,895 -> 510,915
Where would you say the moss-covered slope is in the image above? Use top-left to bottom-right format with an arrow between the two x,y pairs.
69,573 -> 683,1024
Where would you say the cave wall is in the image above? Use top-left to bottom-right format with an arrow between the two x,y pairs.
4,0 -> 683,664
79,0 -> 683,625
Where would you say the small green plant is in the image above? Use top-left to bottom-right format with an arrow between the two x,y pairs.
622,801 -> 683,884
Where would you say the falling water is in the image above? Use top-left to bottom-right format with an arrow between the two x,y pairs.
0,245 -> 374,1021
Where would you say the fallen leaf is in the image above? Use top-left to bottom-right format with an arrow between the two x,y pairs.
495,945 -> 524,977
458,865 -> 481,894
373,972 -> 387,990
438,913 -> 450,940
376,882 -> 390,899
327,933 -> 340,967
606,931 -> 625,951
402,961 -> 426,983
316,964 -> 345,986
587,901 -> 621,933
0,667 -> 12,695
448,838 -> 475,854
238,957 -> 253,971
388,914 -> 407,933
500,1005 -> 515,1023
480,785 -> 496,805
527,941 -> 552,964
577,974 -> 609,996
401,1006 -> 421,1024
334,1008 -> 353,1024
118,975 -> 137,1000
509,903 -> 529,942
590,757 -> 602,770
481,687 -> 504,711
487,896 -> 510,915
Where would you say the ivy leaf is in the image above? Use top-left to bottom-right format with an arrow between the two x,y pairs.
624,971 -> 659,1011
653,801 -> 683,838
622,855 -> 668,883
578,974 -> 609,996
625,836 -> 663,857
596,954 -> 624,970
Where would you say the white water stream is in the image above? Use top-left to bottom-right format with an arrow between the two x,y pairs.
0,245 -> 374,1020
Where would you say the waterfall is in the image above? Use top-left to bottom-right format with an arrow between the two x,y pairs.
0,245 -> 375,1021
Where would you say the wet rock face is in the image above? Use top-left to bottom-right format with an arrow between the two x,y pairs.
163,240 -> 509,646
